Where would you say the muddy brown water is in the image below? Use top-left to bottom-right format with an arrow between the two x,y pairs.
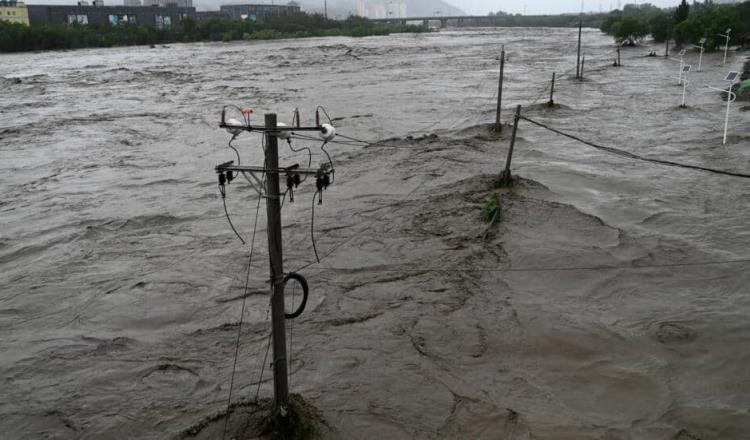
1,28 -> 750,439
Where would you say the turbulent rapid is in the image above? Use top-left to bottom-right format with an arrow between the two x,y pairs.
1,28 -> 750,439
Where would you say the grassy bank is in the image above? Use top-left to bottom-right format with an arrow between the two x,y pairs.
0,14 -> 428,53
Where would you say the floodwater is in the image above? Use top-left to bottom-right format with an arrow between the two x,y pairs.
1,28 -> 749,439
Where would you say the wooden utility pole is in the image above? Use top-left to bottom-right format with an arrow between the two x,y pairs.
548,72 -> 556,107
616,47 -> 621,66
498,105 -> 521,187
495,45 -> 505,131
665,35 -> 670,57
264,113 -> 290,412
576,20 -> 583,78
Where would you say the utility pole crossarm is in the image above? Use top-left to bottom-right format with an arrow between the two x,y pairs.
216,163 -> 326,176
219,123 -> 326,133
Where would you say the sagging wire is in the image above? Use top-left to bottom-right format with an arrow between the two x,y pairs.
218,171 -> 246,245
320,141 -> 335,185
310,190 -> 321,263
222,169 -> 265,440
519,114 -> 750,179
316,105 -> 334,125
286,138 -> 312,182
228,134 -> 241,165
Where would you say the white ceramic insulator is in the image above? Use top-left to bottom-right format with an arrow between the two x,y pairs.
225,117 -> 244,136
277,122 -> 291,140
320,123 -> 336,142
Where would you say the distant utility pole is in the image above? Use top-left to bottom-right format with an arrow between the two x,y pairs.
324,0 -> 327,18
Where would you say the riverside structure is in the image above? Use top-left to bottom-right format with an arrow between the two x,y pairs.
0,0 -> 29,25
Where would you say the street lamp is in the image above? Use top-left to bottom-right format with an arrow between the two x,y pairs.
677,49 -> 686,85
707,71 -> 740,145
680,64 -> 691,108
718,28 -> 731,65
692,37 -> 706,72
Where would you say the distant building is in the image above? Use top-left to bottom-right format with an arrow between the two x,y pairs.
123,0 -> 141,6
193,10 -> 230,21
370,2 -> 385,18
355,0 -> 405,19
143,0 -> 192,8
356,0 -> 365,17
219,3 -> 299,21
0,0 -> 30,25
26,4 -> 194,27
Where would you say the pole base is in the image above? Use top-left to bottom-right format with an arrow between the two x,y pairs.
496,170 -> 514,188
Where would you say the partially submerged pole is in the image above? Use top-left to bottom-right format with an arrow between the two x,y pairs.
498,105 -> 522,187
680,69 -> 689,108
580,55 -> 585,81
548,72 -> 556,107
616,46 -> 621,66
576,20 -> 583,78
723,85 -> 734,145
264,113 -> 290,413
495,45 -> 505,131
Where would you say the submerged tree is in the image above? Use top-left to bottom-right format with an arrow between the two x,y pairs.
611,17 -> 648,45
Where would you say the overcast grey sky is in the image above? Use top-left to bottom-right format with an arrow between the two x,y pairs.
453,0 -> 682,16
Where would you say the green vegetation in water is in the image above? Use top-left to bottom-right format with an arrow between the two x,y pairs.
600,1 -> 750,48
0,13 -> 428,53
481,194 -> 502,225
267,394 -> 321,440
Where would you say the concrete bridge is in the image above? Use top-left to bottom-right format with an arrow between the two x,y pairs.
370,15 -> 512,29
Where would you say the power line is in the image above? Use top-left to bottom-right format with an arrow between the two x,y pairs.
222,172 -> 265,440
301,257 -> 750,274
519,115 -> 750,179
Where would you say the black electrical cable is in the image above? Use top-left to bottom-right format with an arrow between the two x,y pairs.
222,176 -> 264,440
310,190 -> 320,263
320,141 -> 335,185
219,180 -> 246,245
254,316 -> 272,401
228,134 -> 241,165
286,139 -> 312,185
519,115 -> 750,179
283,272 -> 308,319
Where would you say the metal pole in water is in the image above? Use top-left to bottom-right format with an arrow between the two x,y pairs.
495,45 -> 505,131
681,74 -> 688,108
723,86 -> 733,145
723,32 -> 730,65
549,72 -> 556,106
576,20 -> 582,78
617,46 -> 620,66
264,113 -> 290,412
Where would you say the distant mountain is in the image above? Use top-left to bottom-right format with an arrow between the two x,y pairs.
194,0 -> 464,17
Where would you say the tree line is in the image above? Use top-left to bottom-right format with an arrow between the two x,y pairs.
600,1 -> 750,48
0,13 -> 428,53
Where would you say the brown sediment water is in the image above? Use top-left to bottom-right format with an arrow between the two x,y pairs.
1,28 -> 749,439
